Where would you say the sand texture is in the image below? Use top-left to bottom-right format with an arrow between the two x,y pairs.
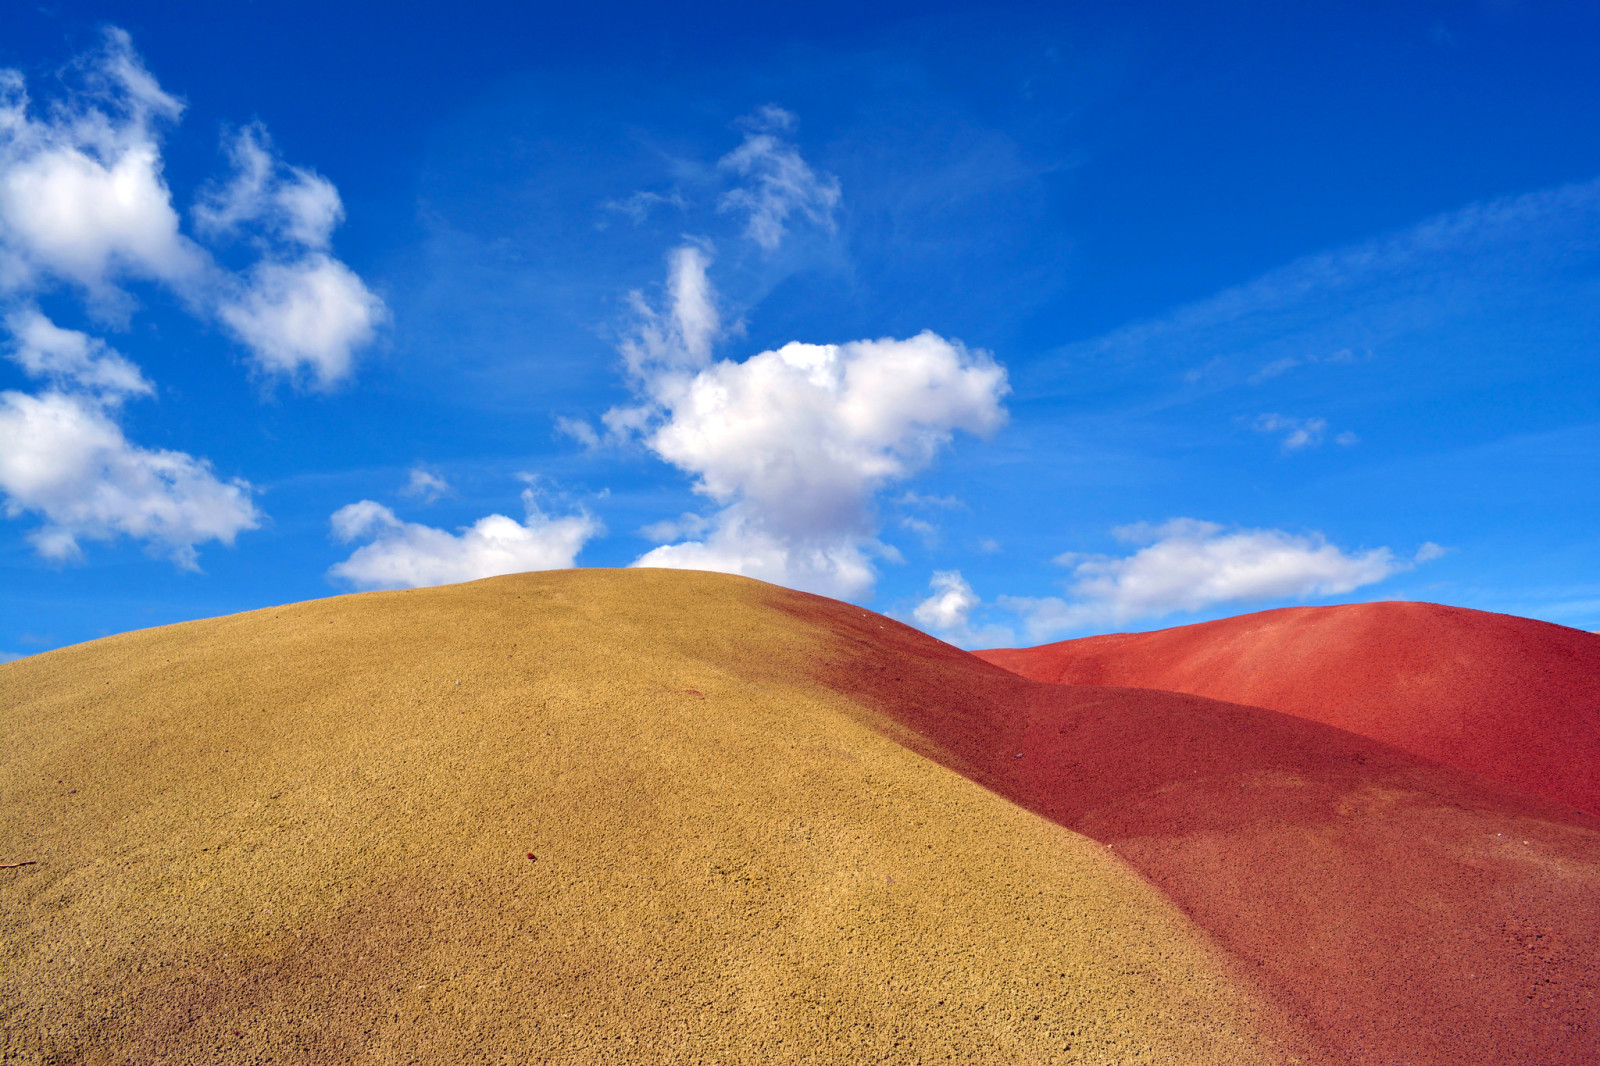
2,569 -> 1292,1065
3,570 -> 1596,1065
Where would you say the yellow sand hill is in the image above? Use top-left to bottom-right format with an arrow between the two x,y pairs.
1,569 -> 1294,1064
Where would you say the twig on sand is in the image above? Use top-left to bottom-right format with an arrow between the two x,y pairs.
1,861 -> 37,869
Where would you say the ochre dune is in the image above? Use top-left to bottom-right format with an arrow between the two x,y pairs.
3,572 -> 1596,1065
972,601 -> 1600,817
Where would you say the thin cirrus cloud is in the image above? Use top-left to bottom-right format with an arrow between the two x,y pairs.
991,519 -> 1439,643
615,244 -> 1009,598
327,489 -> 602,591
0,29 -> 385,388
1056,177 -> 1600,393
717,105 -> 842,252
1250,413 -> 1359,451
0,309 -> 260,568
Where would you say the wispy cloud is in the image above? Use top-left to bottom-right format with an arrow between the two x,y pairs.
998,519 -> 1432,640
1062,178 -> 1600,389
718,106 -> 841,252
399,466 -> 450,503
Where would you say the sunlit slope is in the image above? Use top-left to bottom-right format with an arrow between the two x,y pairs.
975,601 -> 1600,816
0,569 -> 1290,1065
783,600 -> 1600,1066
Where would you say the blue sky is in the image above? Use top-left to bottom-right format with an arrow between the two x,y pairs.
2,1 -> 1598,657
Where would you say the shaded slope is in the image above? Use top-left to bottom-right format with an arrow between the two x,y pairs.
975,601 -> 1600,816
775,595 -> 1600,1066
1,569 -> 1290,1065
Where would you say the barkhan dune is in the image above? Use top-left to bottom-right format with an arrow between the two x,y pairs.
2,571 -> 1596,1065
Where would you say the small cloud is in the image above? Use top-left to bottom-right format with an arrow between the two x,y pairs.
1335,430 -> 1360,446
718,108 -> 841,252
1247,348 -> 1362,385
1414,541 -> 1448,563
1252,413 -> 1329,452
555,415 -> 601,450
598,190 -> 687,226
896,490 -> 963,510
974,537 -> 1001,554
0,651 -> 25,664
328,490 -> 602,591
1003,518 -> 1409,640
910,569 -> 1014,648
914,570 -> 980,631
399,466 -> 450,503
1249,357 -> 1302,384
639,511 -> 712,544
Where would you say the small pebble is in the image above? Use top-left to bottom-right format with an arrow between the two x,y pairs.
526,852 -> 537,861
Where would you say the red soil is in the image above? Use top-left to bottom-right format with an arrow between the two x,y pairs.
773,592 -> 1600,1066
974,601 -> 1600,817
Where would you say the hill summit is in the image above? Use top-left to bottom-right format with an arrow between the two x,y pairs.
3,570 -> 1595,1065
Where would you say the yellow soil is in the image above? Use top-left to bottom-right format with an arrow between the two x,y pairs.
2,569 -> 1294,1064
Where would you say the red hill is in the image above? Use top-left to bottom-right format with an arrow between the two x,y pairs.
780,593 -> 1600,1066
974,601 -> 1600,817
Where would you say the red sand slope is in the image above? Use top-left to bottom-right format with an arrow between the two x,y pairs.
773,592 -> 1600,1066
975,601 -> 1600,817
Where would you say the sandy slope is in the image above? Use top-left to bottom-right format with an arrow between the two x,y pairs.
1,569 -> 1290,1065
777,595 -> 1600,1066
973,601 -> 1600,816
3,572 -> 1595,1065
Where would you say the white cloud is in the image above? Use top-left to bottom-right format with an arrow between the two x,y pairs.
328,490 -> 602,590
399,466 -> 450,503
5,306 -> 152,400
1414,541 -> 1448,563
0,29 -> 205,302
718,107 -> 841,251
1002,518 -> 1410,639
618,244 -> 721,379
216,254 -> 386,387
0,386 -> 258,568
0,650 -> 23,664
194,124 -> 344,250
598,189 -> 686,226
613,245 -> 1007,597
0,31 -> 383,386
914,569 -> 980,630
634,505 -> 881,598
554,415 -> 601,449
908,569 -> 1015,648
1253,413 -> 1329,451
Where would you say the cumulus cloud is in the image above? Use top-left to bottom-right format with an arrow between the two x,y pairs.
6,306 -> 151,400
914,569 -> 980,630
399,466 -> 450,503
1002,519 -> 1411,639
195,124 -> 344,250
328,488 -> 601,590
909,569 -> 1015,647
216,254 -> 385,386
718,106 -> 841,251
613,249 -> 1007,597
0,351 -> 259,567
0,29 -> 205,302
0,30 -> 384,386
